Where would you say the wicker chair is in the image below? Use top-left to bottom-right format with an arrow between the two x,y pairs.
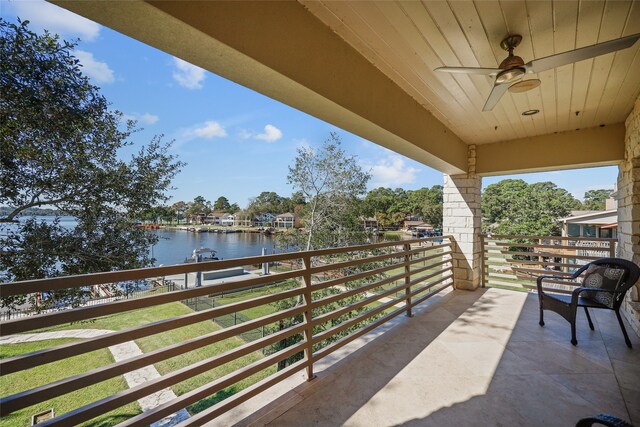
575,413 -> 633,427
537,257 -> 640,348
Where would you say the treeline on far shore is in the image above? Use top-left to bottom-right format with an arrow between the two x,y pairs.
0,206 -> 62,216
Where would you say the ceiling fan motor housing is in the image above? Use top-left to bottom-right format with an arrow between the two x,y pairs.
495,34 -> 526,84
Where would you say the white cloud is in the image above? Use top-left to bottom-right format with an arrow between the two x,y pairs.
74,50 -> 114,84
254,124 -> 283,142
10,0 -> 100,41
123,112 -> 159,125
369,156 -> 419,187
239,124 -> 283,142
140,113 -> 159,124
192,121 -> 227,139
172,57 -> 206,89
238,129 -> 252,140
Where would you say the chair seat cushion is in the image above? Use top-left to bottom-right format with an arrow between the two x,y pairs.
580,264 -> 625,308
546,293 -> 610,309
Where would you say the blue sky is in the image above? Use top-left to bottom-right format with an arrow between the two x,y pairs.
2,1 -> 618,207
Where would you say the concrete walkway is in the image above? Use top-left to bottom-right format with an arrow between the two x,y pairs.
1,329 -> 189,427
333,285 -> 406,308
211,287 -> 639,427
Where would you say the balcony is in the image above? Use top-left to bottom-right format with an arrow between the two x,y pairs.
1,236 -> 638,426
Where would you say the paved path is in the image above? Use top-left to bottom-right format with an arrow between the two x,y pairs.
1,329 -> 190,427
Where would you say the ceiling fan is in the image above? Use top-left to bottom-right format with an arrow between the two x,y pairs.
435,33 -> 640,112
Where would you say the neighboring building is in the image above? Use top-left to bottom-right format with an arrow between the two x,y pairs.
204,212 -> 227,225
187,213 -> 206,224
220,213 -> 236,226
275,212 -> 295,228
403,220 -> 424,231
361,217 -> 378,230
254,213 -> 277,227
234,214 -> 253,227
559,209 -> 618,239
415,223 -> 435,234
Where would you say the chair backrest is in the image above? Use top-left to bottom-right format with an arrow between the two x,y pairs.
577,258 -> 640,309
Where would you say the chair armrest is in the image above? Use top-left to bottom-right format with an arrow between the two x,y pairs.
537,275 -> 578,294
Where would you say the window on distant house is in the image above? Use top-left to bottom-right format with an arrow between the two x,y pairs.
567,224 -> 581,237
582,225 -> 596,237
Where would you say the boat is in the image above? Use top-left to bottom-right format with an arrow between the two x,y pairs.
184,247 -> 219,263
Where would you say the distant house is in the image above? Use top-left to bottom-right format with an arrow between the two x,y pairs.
204,212 -> 226,225
220,213 -> 236,226
275,212 -> 295,228
254,213 -> 277,227
559,209 -> 617,239
234,214 -> 253,227
403,220 -> 424,231
187,213 -> 206,225
558,196 -> 617,239
361,216 -> 378,230
415,223 -> 435,234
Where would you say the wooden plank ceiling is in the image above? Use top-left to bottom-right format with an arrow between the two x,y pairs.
301,0 -> 640,145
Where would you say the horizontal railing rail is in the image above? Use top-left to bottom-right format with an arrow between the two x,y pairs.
0,236 -> 453,426
479,234 -> 616,293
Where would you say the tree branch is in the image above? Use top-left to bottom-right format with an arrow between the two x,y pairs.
1,197 -> 69,222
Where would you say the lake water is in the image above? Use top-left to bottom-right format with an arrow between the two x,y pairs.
3,216 -> 277,267
151,229 -> 276,266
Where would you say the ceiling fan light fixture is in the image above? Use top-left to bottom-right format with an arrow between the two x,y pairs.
495,67 -> 525,84
509,79 -> 542,93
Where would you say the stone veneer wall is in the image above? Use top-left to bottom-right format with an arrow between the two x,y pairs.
618,96 -> 640,336
443,145 -> 482,290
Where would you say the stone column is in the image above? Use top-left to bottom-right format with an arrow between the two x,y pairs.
617,96 -> 640,336
443,145 -> 482,291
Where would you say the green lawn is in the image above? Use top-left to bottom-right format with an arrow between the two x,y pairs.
214,281 -> 300,320
0,339 -> 141,427
30,301 -> 277,416
132,304 -> 276,413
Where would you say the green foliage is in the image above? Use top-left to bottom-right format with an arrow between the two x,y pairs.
0,20 -> 183,307
362,185 -> 443,229
246,191 -> 294,217
139,205 -> 175,223
213,196 -> 231,212
171,201 -> 189,223
185,195 -> 211,216
269,255 -> 391,370
287,132 -> 370,250
582,189 -> 614,210
482,179 -> 581,236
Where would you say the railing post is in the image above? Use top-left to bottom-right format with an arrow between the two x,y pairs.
404,243 -> 412,317
479,234 -> 486,288
302,255 -> 316,380
609,239 -> 616,258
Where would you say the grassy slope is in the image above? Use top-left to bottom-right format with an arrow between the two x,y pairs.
33,302 -> 276,415
0,339 -> 141,427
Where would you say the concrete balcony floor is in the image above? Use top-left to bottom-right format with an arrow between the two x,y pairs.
219,287 -> 639,427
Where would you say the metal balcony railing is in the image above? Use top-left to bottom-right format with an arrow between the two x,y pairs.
0,236 -> 453,426
479,234 -> 616,293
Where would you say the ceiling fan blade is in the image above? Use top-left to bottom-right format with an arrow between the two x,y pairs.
483,81 -> 509,112
526,33 -> 640,73
434,66 -> 501,76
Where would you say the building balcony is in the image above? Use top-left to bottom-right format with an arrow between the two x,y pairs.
219,287 -> 639,427
1,235 -> 638,426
